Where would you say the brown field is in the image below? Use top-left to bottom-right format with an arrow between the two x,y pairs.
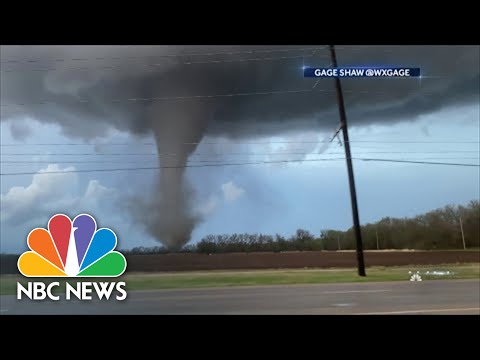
1,250 -> 478,275
125,250 -> 480,272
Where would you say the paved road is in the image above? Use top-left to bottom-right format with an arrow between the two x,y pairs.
1,279 -> 479,315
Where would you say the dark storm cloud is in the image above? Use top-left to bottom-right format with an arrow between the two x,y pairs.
1,45 -> 478,139
8,118 -> 33,141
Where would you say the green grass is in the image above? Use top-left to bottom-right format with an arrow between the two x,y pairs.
1,263 -> 478,295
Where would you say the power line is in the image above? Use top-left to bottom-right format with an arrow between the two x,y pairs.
349,140 -> 480,144
3,45 -> 440,66
358,158 -> 480,167
334,45 -> 475,50
1,157 -> 478,176
348,151 -> 479,154
0,46 -> 329,64
0,88 -> 321,108
1,140 -> 478,146
1,86 -> 446,109
0,158 -> 344,175
2,157 -> 479,165
0,54 -> 329,73
2,151 -> 478,156
347,145 -> 480,150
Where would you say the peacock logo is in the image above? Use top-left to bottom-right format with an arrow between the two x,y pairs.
17,214 -> 127,277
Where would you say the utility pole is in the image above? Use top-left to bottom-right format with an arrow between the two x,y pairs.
329,45 -> 366,276
337,235 -> 341,251
376,230 -> 380,250
459,217 -> 466,250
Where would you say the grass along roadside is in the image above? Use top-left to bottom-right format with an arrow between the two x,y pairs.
1,263 -> 478,295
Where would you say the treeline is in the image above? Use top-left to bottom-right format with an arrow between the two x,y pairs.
124,200 -> 480,254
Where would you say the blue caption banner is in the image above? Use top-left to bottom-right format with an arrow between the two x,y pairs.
304,67 -> 421,78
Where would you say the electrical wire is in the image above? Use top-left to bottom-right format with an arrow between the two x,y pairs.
0,46 -> 329,64
1,140 -> 478,146
0,54 -> 330,73
2,157 -> 479,165
0,88 -> 321,108
1,157 -> 478,176
2,151 -> 478,156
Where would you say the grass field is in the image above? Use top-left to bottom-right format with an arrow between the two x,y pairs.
1,263 -> 478,295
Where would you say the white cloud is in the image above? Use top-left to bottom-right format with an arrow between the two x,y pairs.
197,195 -> 220,217
1,164 -> 77,223
221,181 -> 245,202
0,164 -> 117,252
194,181 -> 246,219
81,179 -> 115,206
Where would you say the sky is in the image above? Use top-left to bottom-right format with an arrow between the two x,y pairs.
1,45 -> 479,253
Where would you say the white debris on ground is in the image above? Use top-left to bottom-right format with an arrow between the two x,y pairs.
408,269 -> 456,281
425,270 -> 455,276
